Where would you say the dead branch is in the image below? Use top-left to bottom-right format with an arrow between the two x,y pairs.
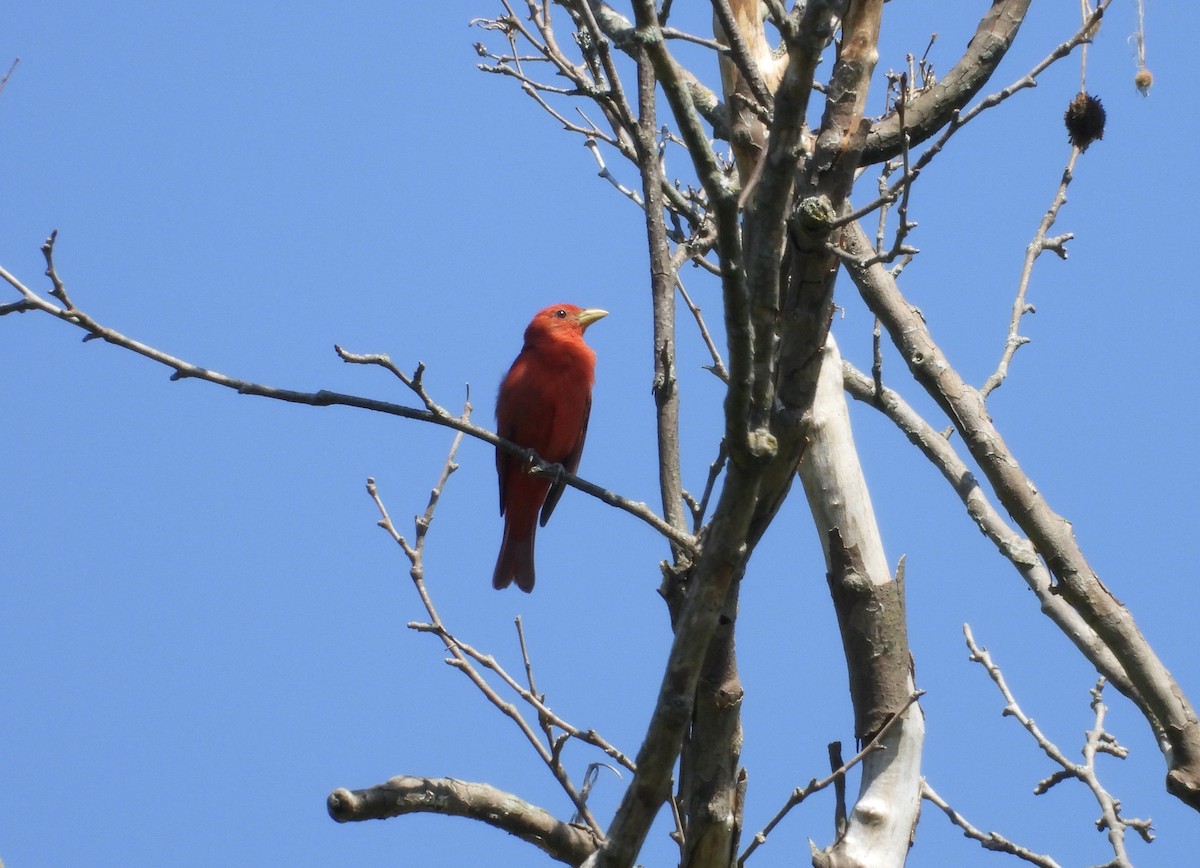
921,780 -> 1062,868
0,242 -> 695,556
964,626 -> 1155,865
841,216 -> 1200,810
328,775 -> 596,865
980,147 -> 1081,397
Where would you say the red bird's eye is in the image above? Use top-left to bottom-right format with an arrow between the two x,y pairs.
554,308 -> 567,319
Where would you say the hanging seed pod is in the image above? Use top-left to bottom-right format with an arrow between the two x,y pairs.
1134,68 -> 1153,96
1064,92 -> 1106,151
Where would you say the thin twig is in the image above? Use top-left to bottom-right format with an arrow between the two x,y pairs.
408,619 -> 636,772
369,448 -> 608,839
850,73 -> 919,267
0,56 -> 19,98
963,625 -> 1152,866
980,147 -> 1079,397
584,136 -> 645,206
737,690 -> 925,865
922,781 -> 1063,867
682,439 -> 727,534
674,273 -> 729,382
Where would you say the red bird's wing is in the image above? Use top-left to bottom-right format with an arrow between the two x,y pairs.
496,423 -> 509,515
539,391 -> 590,527
495,357 -> 527,517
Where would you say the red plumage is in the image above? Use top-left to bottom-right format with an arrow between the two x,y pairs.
493,304 -> 607,592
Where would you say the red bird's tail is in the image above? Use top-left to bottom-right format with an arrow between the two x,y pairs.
492,525 -> 536,592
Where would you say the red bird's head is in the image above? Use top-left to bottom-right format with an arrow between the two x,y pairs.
523,304 -> 608,347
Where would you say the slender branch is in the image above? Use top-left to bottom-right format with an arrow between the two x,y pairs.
840,360 -> 1141,704
0,254 -> 696,555
842,75 -> 919,267
674,272 -> 729,383
410,619 -> 635,773
661,26 -> 729,54
683,439 -> 728,534
365,443 -> 605,838
633,36 -> 690,552
980,147 -> 1080,397
921,781 -> 1062,868
0,299 -> 35,316
628,0 -> 750,455
964,627 -> 1154,866
738,690 -> 924,865
584,136 -> 645,206
841,216 -> 1200,811
0,56 -> 18,98
476,2 -> 711,231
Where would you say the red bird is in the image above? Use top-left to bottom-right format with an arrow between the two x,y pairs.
493,304 -> 608,592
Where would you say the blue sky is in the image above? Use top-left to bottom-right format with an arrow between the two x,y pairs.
3,3 -> 1198,866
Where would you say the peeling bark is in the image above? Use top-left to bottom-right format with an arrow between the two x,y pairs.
800,337 -> 924,867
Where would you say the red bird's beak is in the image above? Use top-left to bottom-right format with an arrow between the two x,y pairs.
577,308 -> 608,330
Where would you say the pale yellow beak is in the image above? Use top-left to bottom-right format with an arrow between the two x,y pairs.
577,308 -> 609,330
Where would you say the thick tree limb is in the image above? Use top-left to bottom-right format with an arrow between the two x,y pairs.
860,0 -> 1032,165
712,0 -> 787,180
667,5 -> 793,862
739,690 -> 923,865
676,573 -> 745,868
328,776 -> 596,865
748,0 -> 882,551
840,361 -> 1145,708
586,461 -> 758,868
799,337 -> 924,866
841,218 -> 1200,812
741,0 -> 843,443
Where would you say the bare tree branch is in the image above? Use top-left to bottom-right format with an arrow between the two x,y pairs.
981,146 -> 1080,397
840,360 -> 1143,706
799,337 -> 924,865
841,217 -> 1200,810
328,775 -> 596,865
0,56 -> 19,98
848,2 -> 1111,231
861,0 -> 1033,164
364,458 -> 633,838
921,781 -> 1063,868
632,37 -> 691,553
0,244 -> 696,556
964,626 -> 1156,866
739,690 -> 924,865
